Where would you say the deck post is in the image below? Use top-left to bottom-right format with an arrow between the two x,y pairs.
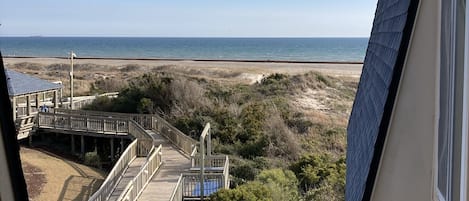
53,90 -> 58,109
207,129 -> 211,157
81,135 -> 85,157
110,138 -> 114,160
26,95 -> 31,116
12,97 -> 16,120
94,138 -> 97,152
71,135 -> 75,154
28,134 -> 32,147
120,138 -> 124,154
35,94 -> 40,110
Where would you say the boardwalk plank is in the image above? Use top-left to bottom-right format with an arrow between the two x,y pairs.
137,131 -> 191,201
107,157 -> 147,201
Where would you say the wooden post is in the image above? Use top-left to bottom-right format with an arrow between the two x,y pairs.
110,138 -> 114,160
71,135 -> 75,154
207,129 -> 211,157
94,138 -> 97,152
102,119 -> 106,133
53,90 -> 58,109
12,97 -> 16,120
26,95 -> 31,116
85,117 -> 88,132
120,138 -> 124,153
70,51 -> 75,110
81,135 -> 85,157
35,94 -> 40,110
28,134 -> 32,147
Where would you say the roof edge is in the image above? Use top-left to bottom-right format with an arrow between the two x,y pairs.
361,0 -> 421,200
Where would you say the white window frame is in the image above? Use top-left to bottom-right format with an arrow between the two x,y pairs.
437,0 -> 468,200
460,0 -> 469,199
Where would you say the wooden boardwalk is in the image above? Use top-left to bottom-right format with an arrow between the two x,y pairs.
33,110 -> 226,201
107,157 -> 147,201
137,130 -> 191,201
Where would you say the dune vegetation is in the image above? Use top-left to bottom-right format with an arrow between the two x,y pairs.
84,70 -> 357,201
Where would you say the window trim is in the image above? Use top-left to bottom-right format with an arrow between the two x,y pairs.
437,0 -> 468,200
460,0 -> 469,199
437,0 -> 457,199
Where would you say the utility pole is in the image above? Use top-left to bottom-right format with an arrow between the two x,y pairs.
69,51 -> 76,109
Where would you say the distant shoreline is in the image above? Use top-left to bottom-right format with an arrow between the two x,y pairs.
3,56 -> 364,65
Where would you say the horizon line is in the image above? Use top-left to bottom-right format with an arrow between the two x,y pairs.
0,35 -> 370,38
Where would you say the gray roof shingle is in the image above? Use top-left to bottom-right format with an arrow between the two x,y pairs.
5,69 -> 61,96
346,0 -> 419,200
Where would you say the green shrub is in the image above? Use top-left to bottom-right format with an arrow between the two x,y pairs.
256,169 -> 300,201
315,74 -> 332,86
290,154 -> 345,200
210,181 -> 273,201
83,96 -> 113,111
211,169 -> 300,201
84,152 -> 101,168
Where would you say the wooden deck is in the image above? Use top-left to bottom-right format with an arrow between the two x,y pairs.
107,157 -> 147,201
31,110 -> 226,201
137,131 -> 191,201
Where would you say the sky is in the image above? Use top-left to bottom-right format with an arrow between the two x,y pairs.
0,0 -> 378,37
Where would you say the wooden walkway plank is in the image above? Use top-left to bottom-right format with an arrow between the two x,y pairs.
107,157 -> 147,201
137,131 -> 191,201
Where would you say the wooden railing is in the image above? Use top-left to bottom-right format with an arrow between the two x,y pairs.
17,106 -> 39,117
89,140 -> 138,201
179,172 -> 227,199
67,110 -> 160,201
191,155 -> 229,171
61,92 -> 119,110
54,109 -> 154,129
170,159 -> 229,201
117,144 -> 163,201
36,109 -> 223,201
151,115 -> 198,155
170,124 -> 229,200
37,112 -> 130,136
15,115 -> 36,140
53,109 -> 198,155
189,154 -> 230,191
170,177 -> 184,201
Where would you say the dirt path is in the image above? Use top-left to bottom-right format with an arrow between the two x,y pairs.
20,147 -> 106,201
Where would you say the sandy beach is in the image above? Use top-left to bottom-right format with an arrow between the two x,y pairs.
4,57 -> 362,95
4,57 -> 362,76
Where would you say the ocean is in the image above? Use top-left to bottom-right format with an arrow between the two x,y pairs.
0,37 -> 368,62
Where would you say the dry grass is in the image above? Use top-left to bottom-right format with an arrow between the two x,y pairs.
20,147 -> 106,201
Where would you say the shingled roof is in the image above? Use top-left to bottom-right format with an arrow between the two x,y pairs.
346,0 -> 419,200
5,69 -> 61,96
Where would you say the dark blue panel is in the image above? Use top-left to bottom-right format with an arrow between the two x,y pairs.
346,0 -> 418,200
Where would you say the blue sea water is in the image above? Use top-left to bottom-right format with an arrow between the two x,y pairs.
0,37 -> 368,62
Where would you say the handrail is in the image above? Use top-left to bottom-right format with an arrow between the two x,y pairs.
171,123 -> 229,200
61,92 -> 118,109
191,155 -> 228,170
88,121 -> 155,201
54,109 -> 154,129
89,140 -> 138,201
128,120 -> 152,140
36,109 -> 223,201
98,92 -> 119,97
37,112 -> 130,135
177,172 -> 227,199
117,144 -> 163,201
169,175 -> 183,201
54,108 -> 198,155
151,115 -> 198,155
